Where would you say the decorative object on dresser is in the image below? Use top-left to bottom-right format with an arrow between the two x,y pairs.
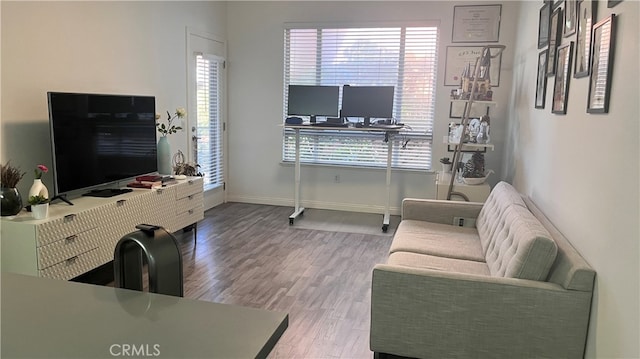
28,164 -> 49,200
1,161 -> 26,216
156,107 -> 185,175
1,177 -> 204,280
28,195 -> 50,220
172,150 -> 203,176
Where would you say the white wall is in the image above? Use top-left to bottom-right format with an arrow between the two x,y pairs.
1,1 -> 227,198
226,1 -> 519,213
506,1 -> 639,358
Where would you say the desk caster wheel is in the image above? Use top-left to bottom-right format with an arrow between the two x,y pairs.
382,224 -> 388,233
289,218 -> 294,225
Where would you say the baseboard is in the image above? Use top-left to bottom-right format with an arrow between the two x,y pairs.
226,194 -> 401,215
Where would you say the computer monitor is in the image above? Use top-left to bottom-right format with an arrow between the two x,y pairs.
341,86 -> 395,126
287,85 -> 340,123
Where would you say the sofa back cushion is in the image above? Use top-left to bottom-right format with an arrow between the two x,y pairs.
476,181 -> 526,254
483,205 -> 558,280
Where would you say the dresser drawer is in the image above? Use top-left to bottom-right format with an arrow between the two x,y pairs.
39,248 -> 105,280
176,205 -> 204,228
176,193 -> 203,213
175,178 -> 203,199
35,212 -> 96,247
37,228 -> 101,269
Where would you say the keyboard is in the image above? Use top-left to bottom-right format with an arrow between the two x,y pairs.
310,122 -> 349,127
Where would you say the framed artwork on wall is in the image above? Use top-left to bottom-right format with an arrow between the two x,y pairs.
547,7 -> 563,76
552,42 -> 573,114
535,49 -> 549,109
574,0 -> 597,78
564,0 -> 578,37
444,46 -> 502,86
588,14 -> 616,113
538,2 -> 551,48
452,5 -> 502,43
607,0 -> 622,7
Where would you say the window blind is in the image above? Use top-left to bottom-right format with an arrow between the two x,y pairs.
283,25 -> 438,170
196,54 -> 224,190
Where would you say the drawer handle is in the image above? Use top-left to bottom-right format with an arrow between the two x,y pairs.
64,214 -> 77,222
156,188 -> 164,194
65,235 -> 77,243
117,199 -> 126,206
188,209 -> 194,215
188,180 -> 194,185
188,194 -> 194,200
66,256 -> 78,265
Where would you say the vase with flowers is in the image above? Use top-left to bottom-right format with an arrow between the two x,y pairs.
1,161 -> 26,216
29,164 -> 49,200
156,108 -> 186,174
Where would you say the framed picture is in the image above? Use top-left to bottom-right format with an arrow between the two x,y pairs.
538,3 -> 551,48
552,42 -> 574,114
564,0 -> 577,37
444,46 -> 502,87
452,5 -> 502,43
449,101 -> 491,118
535,49 -> 549,109
547,7 -> 563,76
588,14 -> 616,113
574,0 -> 596,78
607,0 -> 622,7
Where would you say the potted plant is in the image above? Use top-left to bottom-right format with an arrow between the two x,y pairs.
28,194 -> 50,219
1,161 -> 26,216
439,157 -> 453,173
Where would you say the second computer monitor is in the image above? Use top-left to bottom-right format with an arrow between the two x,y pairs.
287,85 -> 340,123
341,86 -> 395,126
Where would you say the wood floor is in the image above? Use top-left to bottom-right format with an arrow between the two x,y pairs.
172,202 -> 393,359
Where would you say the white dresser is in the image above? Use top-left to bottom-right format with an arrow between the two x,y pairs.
1,177 -> 204,280
435,171 -> 491,202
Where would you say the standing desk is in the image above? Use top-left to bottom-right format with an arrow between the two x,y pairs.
284,124 -> 405,233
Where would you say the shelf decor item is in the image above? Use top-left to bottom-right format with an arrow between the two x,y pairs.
28,195 -> 49,220
156,108 -> 186,175
1,161 -> 26,216
439,157 -> 453,173
28,164 -> 49,200
587,14 -> 616,114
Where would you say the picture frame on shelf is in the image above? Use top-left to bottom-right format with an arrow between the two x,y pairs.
588,14 -> 616,113
535,49 -> 549,109
444,46 -> 502,87
552,42 -> 574,114
449,101 -> 491,118
547,7 -> 563,76
538,2 -> 551,49
574,0 -> 596,78
452,4 -> 502,43
564,0 -> 578,37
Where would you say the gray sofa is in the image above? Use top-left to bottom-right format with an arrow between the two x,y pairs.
370,182 -> 595,358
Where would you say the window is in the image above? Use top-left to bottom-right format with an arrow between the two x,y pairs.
283,25 -> 439,170
195,54 -> 224,191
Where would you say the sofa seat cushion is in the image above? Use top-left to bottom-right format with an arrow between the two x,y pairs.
388,251 -> 491,276
390,220 -> 485,262
484,205 -> 558,280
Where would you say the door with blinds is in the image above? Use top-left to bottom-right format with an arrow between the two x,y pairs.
187,28 -> 226,209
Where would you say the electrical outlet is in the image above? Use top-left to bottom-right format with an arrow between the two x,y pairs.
334,175 -> 340,183
453,217 -> 476,227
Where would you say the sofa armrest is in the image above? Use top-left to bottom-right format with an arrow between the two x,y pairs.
370,264 -> 593,358
401,198 -> 483,224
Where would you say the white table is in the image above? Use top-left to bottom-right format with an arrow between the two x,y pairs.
285,124 -> 405,233
1,273 -> 288,358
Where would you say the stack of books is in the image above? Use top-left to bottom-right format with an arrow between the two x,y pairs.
127,175 -> 176,189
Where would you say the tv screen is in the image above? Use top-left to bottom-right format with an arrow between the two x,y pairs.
48,92 -> 158,195
287,85 -> 340,118
341,86 -> 395,120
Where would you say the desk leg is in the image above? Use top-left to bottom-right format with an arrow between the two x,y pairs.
382,133 -> 392,232
289,128 -> 304,224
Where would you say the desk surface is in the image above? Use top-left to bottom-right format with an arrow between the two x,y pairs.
1,273 -> 288,358
284,123 -> 406,131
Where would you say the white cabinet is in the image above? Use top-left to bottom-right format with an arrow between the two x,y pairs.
1,177 -> 204,280
435,172 -> 490,203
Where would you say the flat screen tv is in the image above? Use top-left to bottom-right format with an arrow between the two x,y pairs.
48,92 -> 158,199
341,86 -> 395,126
287,85 -> 340,122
